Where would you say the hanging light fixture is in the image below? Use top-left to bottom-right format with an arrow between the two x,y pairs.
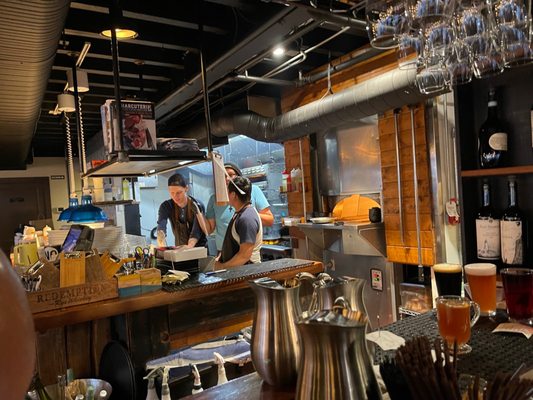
365,0 -> 533,93
65,62 -> 108,224
58,112 -> 80,221
100,0 -> 138,40
67,69 -> 89,93
57,93 -> 76,113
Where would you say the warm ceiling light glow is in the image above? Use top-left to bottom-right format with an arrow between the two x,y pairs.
100,28 -> 138,40
272,46 -> 285,57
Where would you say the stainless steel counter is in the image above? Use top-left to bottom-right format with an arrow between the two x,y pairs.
297,222 -> 386,257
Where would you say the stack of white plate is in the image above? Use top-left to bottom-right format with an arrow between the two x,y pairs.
47,230 -> 69,247
93,226 -> 125,256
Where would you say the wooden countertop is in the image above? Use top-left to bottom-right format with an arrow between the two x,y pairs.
32,259 -> 323,332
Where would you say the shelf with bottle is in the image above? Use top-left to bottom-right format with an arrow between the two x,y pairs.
473,177 -> 527,269
461,164 -> 533,178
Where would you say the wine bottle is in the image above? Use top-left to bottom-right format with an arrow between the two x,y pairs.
501,178 -> 525,267
475,181 -> 500,261
478,88 -> 508,168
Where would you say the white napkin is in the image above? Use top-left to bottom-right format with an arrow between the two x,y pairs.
367,330 -> 406,351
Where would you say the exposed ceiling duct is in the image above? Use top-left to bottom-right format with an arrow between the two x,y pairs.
183,67 -> 438,143
0,0 -> 70,169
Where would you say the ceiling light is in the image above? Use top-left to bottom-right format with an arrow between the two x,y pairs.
273,46 -> 285,57
100,28 -> 138,40
67,69 -> 89,93
57,93 -> 75,112
100,0 -> 138,40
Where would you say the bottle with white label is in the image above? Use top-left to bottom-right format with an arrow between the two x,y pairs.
478,88 -> 508,168
501,177 -> 525,268
476,181 -> 500,261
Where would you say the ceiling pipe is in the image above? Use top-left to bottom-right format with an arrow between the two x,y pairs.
181,67 -> 444,143
0,0 -> 70,169
234,74 -> 296,86
155,7 -> 314,124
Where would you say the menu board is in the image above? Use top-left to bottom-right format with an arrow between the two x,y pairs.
100,100 -> 157,154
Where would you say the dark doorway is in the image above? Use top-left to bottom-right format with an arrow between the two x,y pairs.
0,177 -> 51,255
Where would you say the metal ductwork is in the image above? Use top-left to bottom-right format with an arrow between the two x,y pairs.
184,67 -> 436,143
0,0 -> 70,169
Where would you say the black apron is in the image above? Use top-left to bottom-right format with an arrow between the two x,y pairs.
220,202 -> 252,264
170,197 -> 207,247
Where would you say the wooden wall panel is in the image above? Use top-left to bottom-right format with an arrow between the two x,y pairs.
66,323 -> 92,379
284,138 -> 313,218
378,105 -> 436,265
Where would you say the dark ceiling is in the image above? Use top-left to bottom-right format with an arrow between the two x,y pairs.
33,0 -> 370,157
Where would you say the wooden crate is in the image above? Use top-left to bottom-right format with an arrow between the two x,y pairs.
28,279 -> 118,314
138,268 -> 162,294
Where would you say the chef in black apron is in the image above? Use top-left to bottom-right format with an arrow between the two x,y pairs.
216,176 -> 262,269
156,173 -> 206,247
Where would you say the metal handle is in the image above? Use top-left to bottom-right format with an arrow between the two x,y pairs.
410,106 -> 424,282
393,109 -> 405,245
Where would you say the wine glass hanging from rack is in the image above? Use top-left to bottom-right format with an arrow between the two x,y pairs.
365,0 -> 532,92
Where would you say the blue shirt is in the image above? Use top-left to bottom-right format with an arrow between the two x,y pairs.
206,185 -> 270,250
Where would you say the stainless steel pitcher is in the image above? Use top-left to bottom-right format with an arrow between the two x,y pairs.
295,298 -> 382,400
248,277 -> 302,387
297,272 -> 370,328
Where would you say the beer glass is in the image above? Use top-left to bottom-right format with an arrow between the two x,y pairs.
501,268 -> 533,326
365,0 -> 410,49
433,263 -> 463,296
464,263 -> 497,316
436,296 -> 480,354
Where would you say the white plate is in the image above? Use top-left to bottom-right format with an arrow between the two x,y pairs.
310,217 -> 335,224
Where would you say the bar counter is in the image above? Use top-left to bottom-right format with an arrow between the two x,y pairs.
33,258 -> 323,387
181,310 -> 533,399
32,258 -> 322,332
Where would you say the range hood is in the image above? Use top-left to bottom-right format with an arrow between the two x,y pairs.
297,222 -> 386,257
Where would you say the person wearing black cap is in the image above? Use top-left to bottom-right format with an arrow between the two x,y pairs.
156,173 -> 207,247
205,162 -> 273,253
215,176 -> 262,268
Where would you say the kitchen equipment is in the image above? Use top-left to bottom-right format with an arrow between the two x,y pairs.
248,277 -> 302,387
295,298 -> 382,400
297,273 -> 369,327
331,194 -> 380,222
309,217 -> 335,224
99,341 -> 136,400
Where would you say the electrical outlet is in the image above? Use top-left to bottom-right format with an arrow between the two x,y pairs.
370,268 -> 383,291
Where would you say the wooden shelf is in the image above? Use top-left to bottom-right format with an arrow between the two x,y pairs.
461,165 -> 533,178
32,259 -> 322,332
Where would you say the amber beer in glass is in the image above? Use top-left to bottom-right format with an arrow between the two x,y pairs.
436,296 -> 480,354
433,263 -> 463,296
465,263 -> 497,316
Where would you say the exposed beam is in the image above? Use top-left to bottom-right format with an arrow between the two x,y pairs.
64,29 -> 198,53
70,2 -> 227,35
57,49 -> 184,70
48,79 -> 159,92
52,66 -> 171,82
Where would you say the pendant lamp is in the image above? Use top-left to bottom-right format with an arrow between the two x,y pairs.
58,112 -> 80,221
100,0 -> 138,40
57,93 -> 75,113
67,69 -> 89,93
